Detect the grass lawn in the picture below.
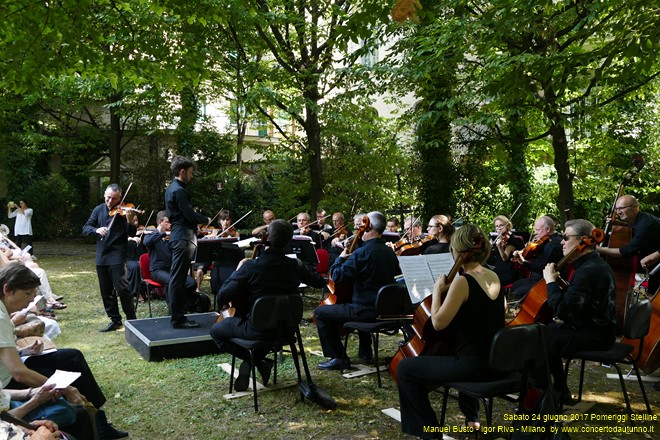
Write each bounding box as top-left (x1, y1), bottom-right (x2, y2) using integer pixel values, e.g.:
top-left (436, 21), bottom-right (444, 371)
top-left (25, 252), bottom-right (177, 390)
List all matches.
top-left (35, 239), bottom-right (658, 439)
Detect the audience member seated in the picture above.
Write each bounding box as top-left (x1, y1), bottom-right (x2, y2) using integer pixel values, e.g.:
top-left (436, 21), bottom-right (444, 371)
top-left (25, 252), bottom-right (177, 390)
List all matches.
top-left (0, 264), bottom-right (128, 439)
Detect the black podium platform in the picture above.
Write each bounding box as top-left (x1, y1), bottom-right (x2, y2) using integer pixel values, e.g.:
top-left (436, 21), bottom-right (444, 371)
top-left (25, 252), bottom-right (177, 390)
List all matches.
top-left (125, 312), bottom-right (221, 361)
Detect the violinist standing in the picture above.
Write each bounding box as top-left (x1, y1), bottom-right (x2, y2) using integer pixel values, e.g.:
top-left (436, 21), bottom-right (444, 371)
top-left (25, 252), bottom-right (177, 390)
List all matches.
top-left (528, 219), bottom-right (616, 406)
top-left (83, 184), bottom-right (137, 332)
top-left (315, 212), bottom-right (400, 370)
top-left (597, 195), bottom-right (660, 294)
top-left (165, 156), bottom-right (211, 329)
top-left (510, 215), bottom-right (563, 301)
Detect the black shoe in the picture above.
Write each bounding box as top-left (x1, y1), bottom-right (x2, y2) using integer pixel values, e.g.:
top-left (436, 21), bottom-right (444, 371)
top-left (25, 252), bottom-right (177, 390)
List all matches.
top-left (357, 355), bottom-right (374, 365)
top-left (105, 424), bottom-right (129, 439)
top-left (234, 361), bottom-right (251, 392)
top-left (317, 357), bottom-right (351, 371)
top-left (171, 319), bottom-right (200, 329)
top-left (95, 408), bottom-right (128, 440)
top-left (257, 359), bottom-right (274, 387)
top-left (99, 322), bottom-right (122, 332)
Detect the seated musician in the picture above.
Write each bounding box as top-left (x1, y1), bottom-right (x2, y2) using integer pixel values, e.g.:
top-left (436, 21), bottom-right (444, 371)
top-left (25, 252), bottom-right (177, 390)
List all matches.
top-left (423, 214), bottom-right (455, 255)
top-left (487, 215), bottom-right (525, 286)
top-left (328, 212), bottom-right (350, 266)
top-left (510, 215), bottom-right (563, 301)
top-left (386, 217), bottom-right (400, 233)
top-left (397, 224), bottom-right (503, 436)
top-left (294, 212), bottom-right (321, 250)
top-left (210, 219), bottom-right (325, 391)
top-left (526, 219), bottom-right (616, 406)
top-left (218, 209), bottom-right (241, 238)
top-left (251, 210), bottom-right (275, 238)
top-left (403, 216), bottom-right (423, 242)
top-left (315, 211), bottom-right (400, 370)
top-left (596, 195), bottom-right (660, 294)
top-left (143, 211), bottom-right (208, 312)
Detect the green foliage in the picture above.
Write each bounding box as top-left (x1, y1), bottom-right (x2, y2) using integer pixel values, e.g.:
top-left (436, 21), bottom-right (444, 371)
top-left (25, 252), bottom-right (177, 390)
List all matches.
top-left (22, 174), bottom-right (83, 238)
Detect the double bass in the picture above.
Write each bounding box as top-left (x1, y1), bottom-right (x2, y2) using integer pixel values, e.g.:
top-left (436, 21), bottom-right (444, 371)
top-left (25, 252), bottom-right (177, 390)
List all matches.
top-left (508, 229), bottom-right (605, 326)
top-left (601, 154), bottom-right (644, 334)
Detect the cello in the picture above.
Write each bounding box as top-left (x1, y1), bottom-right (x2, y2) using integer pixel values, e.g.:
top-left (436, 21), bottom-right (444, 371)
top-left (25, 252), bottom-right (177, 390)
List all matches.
top-left (601, 154), bottom-right (644, 334)
top-left (508, 229), bottom-right (605, 326)
top-left (624, 264), bottom-right (660, 374)
top-left (322, 215), bottom-right (370, 306)
top-left (388, 233), bottom-right (488, 382)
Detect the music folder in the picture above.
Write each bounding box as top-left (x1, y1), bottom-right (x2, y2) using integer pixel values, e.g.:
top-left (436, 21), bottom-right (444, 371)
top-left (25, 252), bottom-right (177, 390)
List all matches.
top-left (285, 235), bottom-right (319, 265)
top-left (194, 237), bottom-right (242, 265)
top-left (397, 253), bottom-right (455, 304)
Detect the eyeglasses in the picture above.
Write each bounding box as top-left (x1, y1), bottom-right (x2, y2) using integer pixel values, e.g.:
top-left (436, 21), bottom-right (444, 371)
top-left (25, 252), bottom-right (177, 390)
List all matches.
top-left (614, 204), bottom-right (635, 211)
top-left (561, 234), bottom-right (580, 241)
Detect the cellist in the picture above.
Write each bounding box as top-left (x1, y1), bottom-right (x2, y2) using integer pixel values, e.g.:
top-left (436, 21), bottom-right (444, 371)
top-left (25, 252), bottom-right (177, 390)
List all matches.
top-left (525, 219), bottom-right (616, 408)
top-left (315, 212), bottom-right (400, 371)
top-left (510, 215), bottom-right (563, 301)
top-left (597, 195), bottom-right (660, 294)
top-left (397, 224), bottom-right (503, 437)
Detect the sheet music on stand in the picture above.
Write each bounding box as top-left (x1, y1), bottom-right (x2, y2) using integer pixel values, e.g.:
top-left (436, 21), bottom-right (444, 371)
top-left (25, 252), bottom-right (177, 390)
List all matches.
top-left (397, 253), bottom-right (455, 304)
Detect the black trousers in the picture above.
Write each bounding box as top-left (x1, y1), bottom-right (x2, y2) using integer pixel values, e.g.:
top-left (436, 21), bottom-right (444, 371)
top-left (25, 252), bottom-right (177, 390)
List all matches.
top-left (397, 354), bottom-right (494, 438)
top-left (314, 303), bottom-right (376, 359)
top-left (96, 264), bottom-right (136, 323)
top-left (9, 348), bottom-right (106, 409)
top-left (210, 316), bottom-right (280, 364)
top-left (14, 234), bottom-right (33, 254)
top-left (168, 238), bottom-right (196, 324)
top-left (534, 322), bottom-right (615, 391)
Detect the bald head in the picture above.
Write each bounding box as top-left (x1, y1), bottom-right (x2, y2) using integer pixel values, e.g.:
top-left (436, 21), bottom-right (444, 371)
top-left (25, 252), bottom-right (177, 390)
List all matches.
top-left (615, 195), bottom-right (640, 222)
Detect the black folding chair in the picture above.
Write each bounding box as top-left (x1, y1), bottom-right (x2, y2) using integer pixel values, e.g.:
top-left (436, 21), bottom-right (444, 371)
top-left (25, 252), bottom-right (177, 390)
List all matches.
top-left (438, 324), bottom-right (550, 437)
top-left (563, 299), bottom-right (652, 419)
top-left (227, 294), bottom-right (304, 412)
top-left (341, 283), bottom-right (414, 387)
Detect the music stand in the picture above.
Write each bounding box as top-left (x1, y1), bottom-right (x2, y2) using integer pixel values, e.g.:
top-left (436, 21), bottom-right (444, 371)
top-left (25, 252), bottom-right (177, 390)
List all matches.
top-left (285, 236), bottom-right (319, 265)
top-left (195, 238), bottom-right (244, 308)
top-left (382, 231), bottom-right (401, 244)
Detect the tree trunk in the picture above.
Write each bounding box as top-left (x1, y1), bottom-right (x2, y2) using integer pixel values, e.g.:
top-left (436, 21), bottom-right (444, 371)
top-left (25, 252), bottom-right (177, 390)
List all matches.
top-left (304, 101), bottom-right (324, 215)
top-left (109, 103), bottom-right (121, 185)
top-left (505, 115), bottom-right (532, 226)
top-left (550, 120), bottom-right (575, 224)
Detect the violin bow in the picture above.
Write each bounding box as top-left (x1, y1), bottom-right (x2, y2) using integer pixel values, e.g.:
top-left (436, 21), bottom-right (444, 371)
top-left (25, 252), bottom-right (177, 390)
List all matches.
top-left (491, 203), bottom-right (522, 244)
top-left (218, 210), bottom-right (252, 237)
top-left (102, 182), bottom-right (133, 242)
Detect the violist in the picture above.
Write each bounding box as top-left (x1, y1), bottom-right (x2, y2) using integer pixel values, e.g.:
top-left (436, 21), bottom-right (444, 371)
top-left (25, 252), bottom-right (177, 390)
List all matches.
top-left (397, 224), bottom-right (503, 437)
top-left (218, 209), bottom-right (241, 238)
top-left (510, 215), bottom-right (563, 301)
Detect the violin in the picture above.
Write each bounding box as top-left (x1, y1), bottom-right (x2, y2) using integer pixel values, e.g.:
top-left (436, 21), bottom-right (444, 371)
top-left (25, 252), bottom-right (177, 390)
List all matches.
top-left (109, 203), bottom-right (145, 217)
top-left (395, 234), bottom-right (438, 256)
top-left (514, 234), bottom-right (550, 262)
